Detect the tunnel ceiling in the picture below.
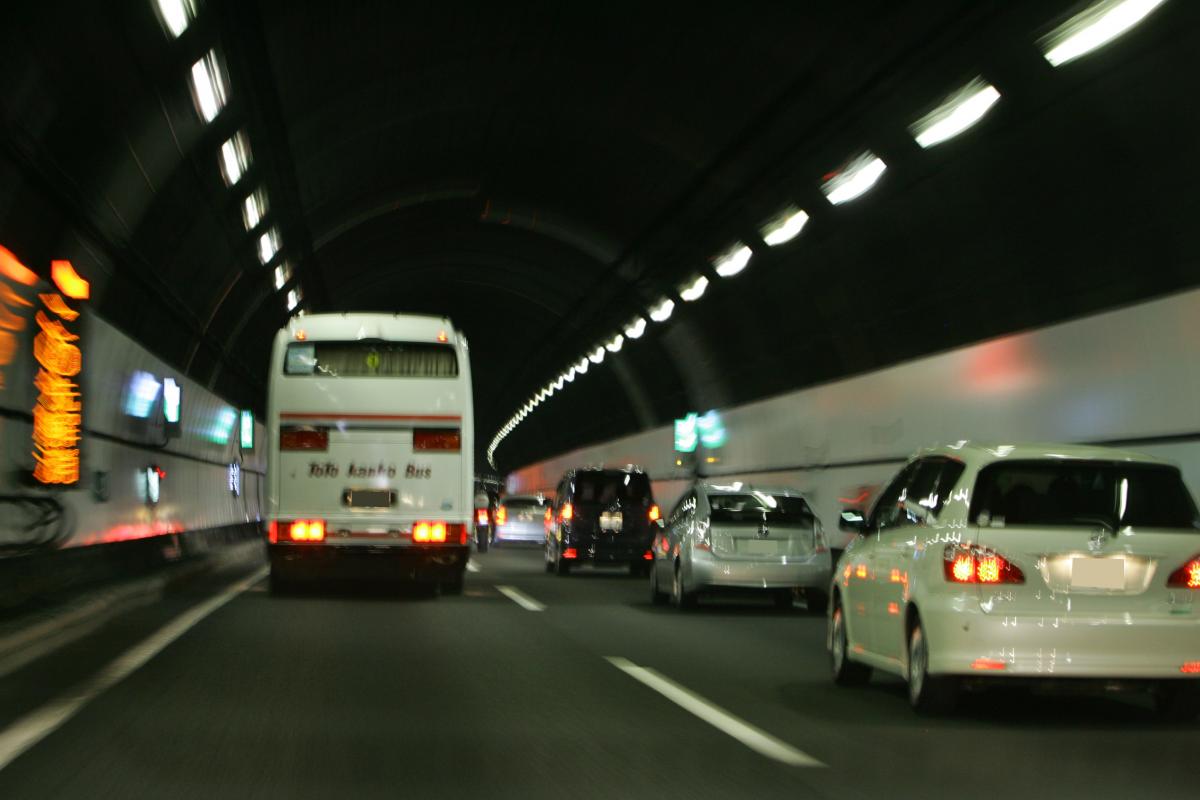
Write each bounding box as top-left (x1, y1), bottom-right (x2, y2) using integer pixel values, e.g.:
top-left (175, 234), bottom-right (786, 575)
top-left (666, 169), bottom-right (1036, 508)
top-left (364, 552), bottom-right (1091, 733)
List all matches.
top-left (2, 1), bottom-right (1198, 471)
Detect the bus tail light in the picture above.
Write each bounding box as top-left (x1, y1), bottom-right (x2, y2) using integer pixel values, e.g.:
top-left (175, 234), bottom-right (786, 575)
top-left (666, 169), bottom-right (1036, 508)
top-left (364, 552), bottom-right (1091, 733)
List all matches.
top-left (280, 426), bottom-right (328, 451)
top-left (413, 428), bottom-right (461, 451)
top-left (411, 521), bottom-right (466, 544)
top-left (267, 520), bottom-right (279, 543)
top-left (288, 519), bottom-right (326, 542)
top-left (943, 544), bottom-right (1024, 584)
top-left (1166, 556), bottom-right (1200, 589)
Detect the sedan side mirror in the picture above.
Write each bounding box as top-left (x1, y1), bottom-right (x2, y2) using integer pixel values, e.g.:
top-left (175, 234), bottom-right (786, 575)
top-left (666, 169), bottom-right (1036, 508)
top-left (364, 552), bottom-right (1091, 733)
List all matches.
top-left (839, 508), bottom-right (867, 534)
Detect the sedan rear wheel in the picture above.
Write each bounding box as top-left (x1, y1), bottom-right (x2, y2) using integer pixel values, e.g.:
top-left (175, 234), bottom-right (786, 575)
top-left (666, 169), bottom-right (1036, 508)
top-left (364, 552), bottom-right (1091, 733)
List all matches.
top-left (830, 599), bottom-right (871, 686)
top-left (907, 619), bottom-right (958, 714)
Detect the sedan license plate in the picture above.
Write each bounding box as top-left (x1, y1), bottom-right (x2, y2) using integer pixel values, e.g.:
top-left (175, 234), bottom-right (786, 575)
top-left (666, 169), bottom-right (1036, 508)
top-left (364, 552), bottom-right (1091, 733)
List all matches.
top-left (599, 512), bottom-right (623, 531)
top-left (1071, 557), bottom-right (1124, 590)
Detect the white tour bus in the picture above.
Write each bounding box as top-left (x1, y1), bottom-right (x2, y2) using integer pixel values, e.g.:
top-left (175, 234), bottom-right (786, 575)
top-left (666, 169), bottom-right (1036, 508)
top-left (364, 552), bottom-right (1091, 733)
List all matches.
top-left (265, 313), bottom-right (473, 594)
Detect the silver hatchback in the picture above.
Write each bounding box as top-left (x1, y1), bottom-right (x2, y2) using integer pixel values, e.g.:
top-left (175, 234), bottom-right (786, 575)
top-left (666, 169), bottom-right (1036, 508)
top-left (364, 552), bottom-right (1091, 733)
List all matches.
top-left (650, 482), bottom-right (832, 612)
top-left (494, 494), bottom-right (551, 545)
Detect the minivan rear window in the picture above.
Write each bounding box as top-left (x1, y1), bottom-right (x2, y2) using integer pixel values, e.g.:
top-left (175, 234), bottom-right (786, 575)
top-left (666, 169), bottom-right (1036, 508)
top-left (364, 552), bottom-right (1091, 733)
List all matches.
top-left (285, 342), bottom-right (458, 378)
top-left (969, 460), bottom-right (1199, 530)
top-left (709, 494), bottom-right (814, 524)
top-left (574, 473), bottom-right (652, 506)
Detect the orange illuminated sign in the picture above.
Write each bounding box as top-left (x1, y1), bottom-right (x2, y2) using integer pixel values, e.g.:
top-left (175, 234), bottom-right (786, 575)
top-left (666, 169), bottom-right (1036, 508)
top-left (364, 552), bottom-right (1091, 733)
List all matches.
top-left (29, 260), bottom-right (87, 486)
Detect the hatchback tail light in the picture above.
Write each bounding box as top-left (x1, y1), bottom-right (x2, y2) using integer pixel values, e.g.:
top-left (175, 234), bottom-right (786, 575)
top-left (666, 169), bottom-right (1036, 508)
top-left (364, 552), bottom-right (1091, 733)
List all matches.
top-left (413, 428), bottom-right (461, 451)
top-left (943, 544), bottom-right (1024, 584)
top-left (288, 519), bottom-right (326, 542)
top-left (496, 506), bottom-right (508, 525)
top-left (1166, 556), bottom-right (1200, 589)
top-left (280, 426), bottom-right (328, 451)
top-left (648, 504), bottom-right (661, 522)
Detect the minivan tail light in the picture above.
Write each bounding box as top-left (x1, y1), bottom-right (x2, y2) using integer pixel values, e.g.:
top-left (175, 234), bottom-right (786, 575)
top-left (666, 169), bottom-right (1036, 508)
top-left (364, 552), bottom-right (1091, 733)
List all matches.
top-left (413, 428), bottom-right (461, 451)
top-left (288, 519), bottom-right (325, 542)
top-left (1166, 557), bottom-right (1200, 589)
top-left (280, 426), bottom-right (328, 451)
top-left (560, 502), bottom-right (574, 523)
top-left (943, 544), bottom-right (1024, 584)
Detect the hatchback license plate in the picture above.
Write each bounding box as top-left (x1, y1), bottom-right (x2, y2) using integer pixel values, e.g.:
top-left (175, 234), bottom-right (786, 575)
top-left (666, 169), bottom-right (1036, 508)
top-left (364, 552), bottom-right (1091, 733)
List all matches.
top-left (1071, 557), bottom-right (1124, 590)
top-left (739, 539), bottom-right (781, 556)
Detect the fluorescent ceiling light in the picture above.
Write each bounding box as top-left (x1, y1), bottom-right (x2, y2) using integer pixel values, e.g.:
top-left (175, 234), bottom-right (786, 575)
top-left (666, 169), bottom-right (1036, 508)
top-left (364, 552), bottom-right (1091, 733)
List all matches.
top-left (648, 297), bottom-right (674, 323)
top-left (563, 367), bottom-right (576, 383)
top-left (154, 0), bottom-right (197, 37)
top-left (243, 190), bottom-right (268, 231)
top-left (678, 274), bottom-right (709, 302)
top-left (713, 244), bottom-right (752, 278)
top-left (273, 262), bottom-right (292, 290)
top-left (624, 317), bottom-right (647, 339)
top-left (258, 228), bottom-right (280, 265)
top-left (575, 358), bottom-right (589, 374)
top-left (219, 131), bottom-right (251, 186)
top-left (286, 287), bottom-right (302, 312)
top-left (588, 346), bottom-right (605, 364)
top-left (553, 376), bottom-right (565, 390)
top-left (910, 79), bottom-right (1001, 148)
top-left (759, 207), bottom-right (810, 246)
top-left (1040, 0), bottom-right (1167, 67)
top-left (821, 152), bottom-right (887, 205)
top-left (189, 50), bottom-right (228, 123)
top-left (605, 333), bottom-right (625, 353)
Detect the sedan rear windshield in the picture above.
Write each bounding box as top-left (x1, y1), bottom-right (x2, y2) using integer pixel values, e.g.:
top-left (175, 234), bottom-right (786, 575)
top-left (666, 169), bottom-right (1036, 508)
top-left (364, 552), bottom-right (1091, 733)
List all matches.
top-left (285, 341), bottom-right (458, 378)
top-left (574, 473), bottom-right (652, 506)
top-left (969, 460), bottom-right (1199, 531)
top-left (709, 494), bottom-right (814, 524)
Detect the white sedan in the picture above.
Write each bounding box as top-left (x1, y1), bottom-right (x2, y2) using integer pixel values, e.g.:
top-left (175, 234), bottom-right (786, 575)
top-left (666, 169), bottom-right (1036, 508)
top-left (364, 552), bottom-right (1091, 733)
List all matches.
top-left (828, 442), bottom-right (1200, 717)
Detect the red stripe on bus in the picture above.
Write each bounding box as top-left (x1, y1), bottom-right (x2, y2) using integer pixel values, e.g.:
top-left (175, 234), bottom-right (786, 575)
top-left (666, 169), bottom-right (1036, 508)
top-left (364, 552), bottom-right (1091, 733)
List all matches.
top-left (279, 413), bottom-right (462, 422)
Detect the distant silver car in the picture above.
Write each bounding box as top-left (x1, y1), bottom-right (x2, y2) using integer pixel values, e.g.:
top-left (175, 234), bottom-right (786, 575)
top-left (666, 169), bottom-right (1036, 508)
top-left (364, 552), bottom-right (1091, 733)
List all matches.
top-left (650, 482), bottom-right (832, 611)
top-left (494, 494), bottom-right (551, 545)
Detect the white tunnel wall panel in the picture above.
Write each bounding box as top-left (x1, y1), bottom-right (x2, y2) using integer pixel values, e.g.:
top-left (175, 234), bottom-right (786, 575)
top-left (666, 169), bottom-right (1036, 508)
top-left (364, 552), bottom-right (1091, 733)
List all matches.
top-left (0, 272), bottom-right (264, 550)
top-left (510, 287), bottom-right (1200, 545)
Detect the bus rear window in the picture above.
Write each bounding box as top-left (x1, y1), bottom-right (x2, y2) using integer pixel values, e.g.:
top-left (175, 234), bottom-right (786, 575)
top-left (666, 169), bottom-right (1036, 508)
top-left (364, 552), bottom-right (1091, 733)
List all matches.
top-left (285, 342), bottom-right (459, 378)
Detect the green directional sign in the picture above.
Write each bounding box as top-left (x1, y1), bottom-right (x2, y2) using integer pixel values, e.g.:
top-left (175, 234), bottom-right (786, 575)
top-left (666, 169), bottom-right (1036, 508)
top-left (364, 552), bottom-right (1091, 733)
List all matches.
top-left (674, 413), bottom-right (698, 453)
top-left (697, 410), bottom-right (727, 449)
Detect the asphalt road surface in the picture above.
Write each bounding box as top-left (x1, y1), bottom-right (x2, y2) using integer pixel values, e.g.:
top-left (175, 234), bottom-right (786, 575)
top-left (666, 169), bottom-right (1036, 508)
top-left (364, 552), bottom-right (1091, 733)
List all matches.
top-left (0, 545), bottom-right (1196, 798)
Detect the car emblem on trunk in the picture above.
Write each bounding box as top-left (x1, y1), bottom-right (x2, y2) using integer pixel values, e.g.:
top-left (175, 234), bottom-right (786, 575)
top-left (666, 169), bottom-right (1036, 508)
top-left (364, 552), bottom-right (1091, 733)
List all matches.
top-left (757, 523), bottom-right (770, 539)
top-left (1087, 529), bottom-right (1107, 552)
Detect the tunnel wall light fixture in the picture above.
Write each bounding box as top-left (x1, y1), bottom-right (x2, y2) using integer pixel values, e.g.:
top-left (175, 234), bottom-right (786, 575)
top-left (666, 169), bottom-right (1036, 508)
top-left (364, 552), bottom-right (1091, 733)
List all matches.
top-left (679, 274), bottom-right (709, 302)
top-left (219, 132), bottom-right (252, 186)
top-left (1040, 0), bottom-right (1167, 67)
top-left (258, 228), bottom-right (280, 265)
top-left (759, 208), bottom-right (810, 247)
top-left (910, 79), bottom-right (1001, 149)
top-left (624, 317), bottom-right (647, 339)
top-left (273, 263), bottom-right (292, 290)
top-left (189, 50), bottom-right (228, 123)
top-left (605, 333), bottom-right (625, 353)
top-left (821, 152), bottom-right (887, 206)
top-left (153, 0), bottom-right (197, 38)
top-left (648, 297), bottom-right (675, 323)
top-left (713, 244), bottom-right (752, 278)
top-left (243, 189), bottom-right (268, 231)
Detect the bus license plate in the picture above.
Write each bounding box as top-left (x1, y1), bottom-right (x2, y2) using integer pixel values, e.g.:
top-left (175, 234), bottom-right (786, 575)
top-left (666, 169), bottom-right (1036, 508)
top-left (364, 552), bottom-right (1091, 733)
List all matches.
top-left (343, 488), bottom-right (395, 509)
top-left (599, 512), bottom-right (623, 531)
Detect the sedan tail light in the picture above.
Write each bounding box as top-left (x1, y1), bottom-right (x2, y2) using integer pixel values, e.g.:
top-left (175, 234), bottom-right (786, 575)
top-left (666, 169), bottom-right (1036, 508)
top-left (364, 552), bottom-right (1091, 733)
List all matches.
top-left (413, 428), bottom-right (461, 451)
top-left (280, 426), bottom-right (328, 451)
top-left (943, 544), bottom-right (1024, 584)
top-left (1166, 556), bottom-right (1200, 589)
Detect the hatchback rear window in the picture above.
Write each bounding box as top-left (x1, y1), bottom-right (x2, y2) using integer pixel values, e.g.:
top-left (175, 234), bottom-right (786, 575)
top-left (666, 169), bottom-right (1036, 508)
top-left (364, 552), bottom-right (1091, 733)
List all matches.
top-left (285, 341), bottom-right (458, 377)
top-left (504, 497), bottom-right (549, 511)
top-left (574, 473), bottom-right (652, 506)
top-left (709, 493), bottom-right (814, 524)
top-left (969, 460), bottom-right (1199, 530)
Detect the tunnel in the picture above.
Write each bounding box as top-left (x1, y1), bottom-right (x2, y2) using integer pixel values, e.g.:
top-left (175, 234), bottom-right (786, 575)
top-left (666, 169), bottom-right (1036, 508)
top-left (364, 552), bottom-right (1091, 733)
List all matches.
top-left (1, 1), bottom-right (1198, 797)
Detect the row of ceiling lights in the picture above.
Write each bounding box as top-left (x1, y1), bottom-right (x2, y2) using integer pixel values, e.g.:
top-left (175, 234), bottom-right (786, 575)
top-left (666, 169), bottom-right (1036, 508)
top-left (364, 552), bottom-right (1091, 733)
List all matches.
top-left (487, 0), bottom-right (1168, 469)
top-left (152, 0), bottom-right (304, 316)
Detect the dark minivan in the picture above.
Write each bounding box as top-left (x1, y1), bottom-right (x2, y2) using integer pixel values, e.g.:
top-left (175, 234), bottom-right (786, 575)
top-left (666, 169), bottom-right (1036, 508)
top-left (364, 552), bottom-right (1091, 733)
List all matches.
top-left (545, 467), bottom-right (662, 575)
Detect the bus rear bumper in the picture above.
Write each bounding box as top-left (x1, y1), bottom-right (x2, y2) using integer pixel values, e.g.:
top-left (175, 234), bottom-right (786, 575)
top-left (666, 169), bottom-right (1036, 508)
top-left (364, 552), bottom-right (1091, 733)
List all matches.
top-left (268, 543), bottom-right (468, 583)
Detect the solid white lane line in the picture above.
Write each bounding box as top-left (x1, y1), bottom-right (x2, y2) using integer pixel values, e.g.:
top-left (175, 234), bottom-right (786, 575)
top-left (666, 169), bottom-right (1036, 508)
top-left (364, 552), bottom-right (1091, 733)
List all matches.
top-left (605, 657), bottom-right (824, 768)
top-left (0, 566), bottom-right (267, 773)
top-left (466, 561), bottom-right (480, 573)
top-left (495, 585), bottom-right (545, 611)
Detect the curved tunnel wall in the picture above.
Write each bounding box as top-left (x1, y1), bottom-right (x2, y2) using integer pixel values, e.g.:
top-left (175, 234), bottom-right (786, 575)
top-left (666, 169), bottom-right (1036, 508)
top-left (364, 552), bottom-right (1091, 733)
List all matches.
top-left (508, 286), bottom-right (1200, 543)
top-left (1, 270), bottom-right (265, 553)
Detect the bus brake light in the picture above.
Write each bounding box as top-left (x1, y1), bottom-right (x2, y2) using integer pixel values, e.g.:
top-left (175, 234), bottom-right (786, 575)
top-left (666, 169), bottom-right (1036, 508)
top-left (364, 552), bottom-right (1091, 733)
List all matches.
top-left (288, 520), bottom-right (325, 542)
